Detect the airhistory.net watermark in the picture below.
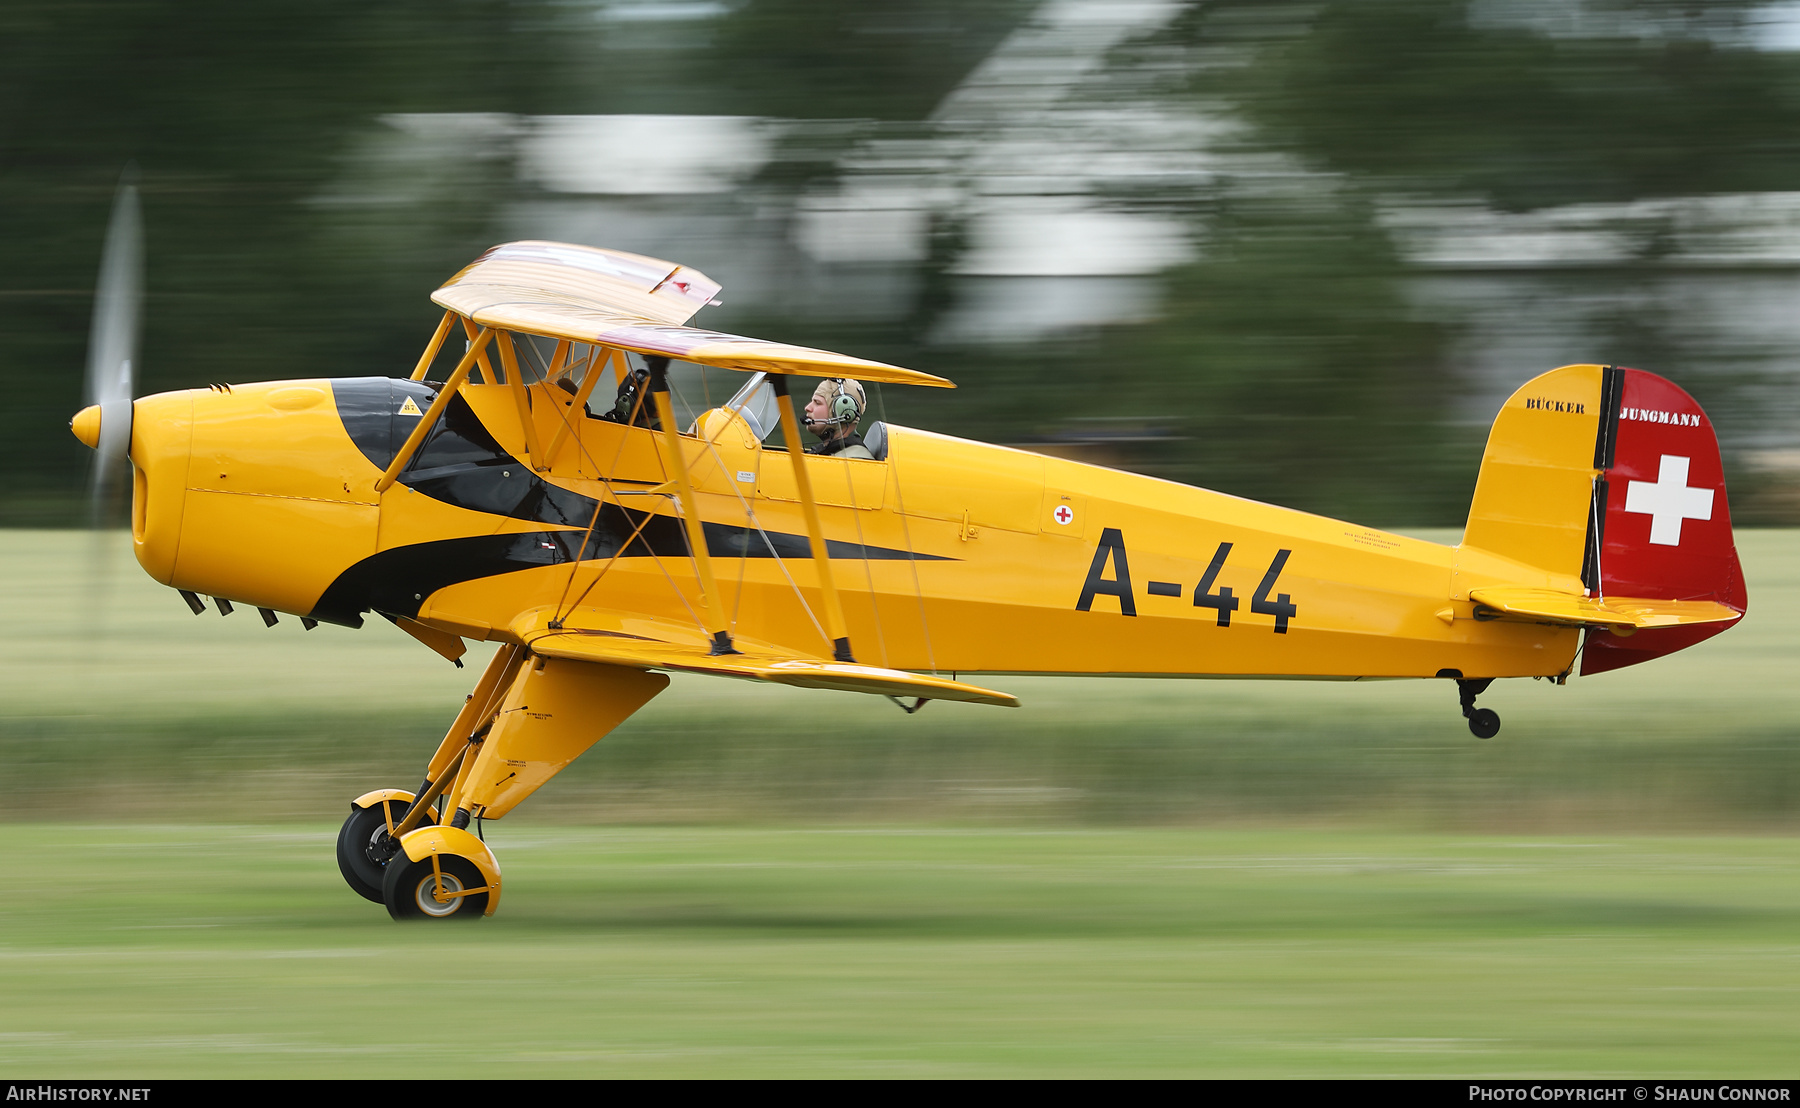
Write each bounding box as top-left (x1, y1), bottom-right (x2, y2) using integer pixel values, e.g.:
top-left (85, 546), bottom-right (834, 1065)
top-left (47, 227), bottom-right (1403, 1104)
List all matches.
top-left (6, 1089), bottom-right (150, 1102)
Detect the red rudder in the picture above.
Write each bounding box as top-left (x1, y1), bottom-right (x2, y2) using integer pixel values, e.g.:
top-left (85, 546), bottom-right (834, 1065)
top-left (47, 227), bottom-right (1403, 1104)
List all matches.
top-left (1582, 367), bottom-right (1747, 676)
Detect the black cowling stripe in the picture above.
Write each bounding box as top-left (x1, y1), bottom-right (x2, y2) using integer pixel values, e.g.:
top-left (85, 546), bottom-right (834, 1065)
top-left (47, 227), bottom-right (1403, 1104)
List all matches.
top-left (312, 378), bottom-right (949, 626)
top-left (311, 532), bottom-right (568, 628)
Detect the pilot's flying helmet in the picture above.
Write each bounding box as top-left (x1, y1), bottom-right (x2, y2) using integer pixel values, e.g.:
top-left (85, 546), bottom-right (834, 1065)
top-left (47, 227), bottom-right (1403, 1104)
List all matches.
top-left (814, 378), bottom-right (866, 428)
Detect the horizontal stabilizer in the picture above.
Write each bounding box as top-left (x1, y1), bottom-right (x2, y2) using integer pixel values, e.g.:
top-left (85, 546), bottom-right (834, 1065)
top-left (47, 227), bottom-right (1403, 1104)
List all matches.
top-left (512, 609), bottom-right (1018, 707)
top-left (1469, 587), bottom-right (1742, 630)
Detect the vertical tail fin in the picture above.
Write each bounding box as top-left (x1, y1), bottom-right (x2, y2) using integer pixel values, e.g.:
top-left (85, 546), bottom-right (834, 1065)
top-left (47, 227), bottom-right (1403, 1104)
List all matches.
top-left (1462, 364), bottom-right (1605, 590)
top-left (1582, 366), bottom-right (1746, 674)
top-left (1461, 364), bottom-right (1746, 676)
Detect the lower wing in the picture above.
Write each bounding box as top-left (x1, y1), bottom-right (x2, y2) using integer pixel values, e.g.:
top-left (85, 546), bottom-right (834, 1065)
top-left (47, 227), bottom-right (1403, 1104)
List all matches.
top-left (512, 607), bottom-right (1019, 707)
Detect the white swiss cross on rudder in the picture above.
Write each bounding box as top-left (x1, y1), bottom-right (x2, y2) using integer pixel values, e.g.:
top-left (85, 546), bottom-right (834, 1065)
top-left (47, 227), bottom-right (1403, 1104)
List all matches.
top-left (1624, 454), bottom-right (1713, 546)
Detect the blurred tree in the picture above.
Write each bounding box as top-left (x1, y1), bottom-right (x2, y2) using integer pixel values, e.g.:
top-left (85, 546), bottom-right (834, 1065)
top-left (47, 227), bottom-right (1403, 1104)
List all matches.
top-left (0, 0), bottom-right (1029, 525)
top-left (870, 195), bottom-right (1467, 529)
top-left (8, 0), bottom-right (1800, 529)
top-left (0, 0), bottom-right (534, 524)
top-left (1110, 195), bottom-right (1468, 526)
top-left (706, 0), bottom-right (1029, 122)
top-left (1214, 0), bottom-right (1800, 210)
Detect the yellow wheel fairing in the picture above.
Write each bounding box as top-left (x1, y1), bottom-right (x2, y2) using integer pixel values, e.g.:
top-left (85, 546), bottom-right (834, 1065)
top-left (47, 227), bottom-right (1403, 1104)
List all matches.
top-left (351, 788), bottom-right (418, 812)
top-left (397, 825), bottom-right (501, 916)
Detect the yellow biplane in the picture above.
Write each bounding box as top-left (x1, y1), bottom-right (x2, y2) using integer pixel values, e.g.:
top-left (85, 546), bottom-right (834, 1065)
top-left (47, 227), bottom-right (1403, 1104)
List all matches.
top-left (71, 208), bottom-right (1746, 920)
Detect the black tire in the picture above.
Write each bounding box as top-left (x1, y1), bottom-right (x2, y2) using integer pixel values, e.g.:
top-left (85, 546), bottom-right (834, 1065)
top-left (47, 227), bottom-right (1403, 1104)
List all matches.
top-left (382, 853), bottom-right (490, 921)
top-left (1468, 708), bottom-right (1501, 739)
top-left (335, 797), bottom-right (427, 903)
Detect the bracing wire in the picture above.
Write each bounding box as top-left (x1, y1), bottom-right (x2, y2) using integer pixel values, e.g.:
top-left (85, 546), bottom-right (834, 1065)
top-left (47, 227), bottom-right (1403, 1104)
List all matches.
top-left (515, 334), bottom-right (551, 381)
top-left (526, 347), bottom-right (709, 637)
top-left (665, 374), bottom-right (831, 649)
top-left (412, 335), bottom-right (691, 631)
top-left (557, 494), bottom-right (662, 619)
top-left (562, 477), bottom-right (706, 633)
top-left (548, 346), bottom-right (604, 616)
top-left (680, 364), bottom-right (752, 630)
top-left (872, 381), bottom-right (939, 676)
top-left (838, 453), bottom-right (890, 668)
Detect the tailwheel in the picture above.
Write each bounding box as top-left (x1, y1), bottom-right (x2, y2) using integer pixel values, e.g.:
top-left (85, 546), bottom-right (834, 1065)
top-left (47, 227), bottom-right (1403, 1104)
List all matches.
top-left (336, 793), bottom-right (433, 903)
top-left (1467, 707), bottom-right (1501, 739)
top-left (1456, 678), bottom-right (1500, 739)
top-left (383, 852), bottom-right (490, 921)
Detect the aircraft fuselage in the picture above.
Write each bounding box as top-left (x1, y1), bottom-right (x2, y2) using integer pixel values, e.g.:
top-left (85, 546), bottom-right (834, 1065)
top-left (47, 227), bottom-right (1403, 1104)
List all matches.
top-left (127, 375), bottom-right (1578, 682)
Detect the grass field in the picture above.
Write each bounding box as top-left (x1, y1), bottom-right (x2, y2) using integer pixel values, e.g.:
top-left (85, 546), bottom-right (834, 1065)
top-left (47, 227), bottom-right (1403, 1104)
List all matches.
top-left (3, 825), bottom-right (1797, 1077)
top-left (1, 530), bottom-right (1797, 1076)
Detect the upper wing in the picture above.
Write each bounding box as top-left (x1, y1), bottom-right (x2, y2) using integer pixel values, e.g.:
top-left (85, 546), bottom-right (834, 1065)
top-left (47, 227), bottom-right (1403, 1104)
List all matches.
top-left (435, 241), bottom-right (722, 326)
top-left (510, 607), bottom-right (1019, 708)
top-left (1469, 587), bottom-right (1741, 630)
top-left (433, 241), bottom-right (952, 388)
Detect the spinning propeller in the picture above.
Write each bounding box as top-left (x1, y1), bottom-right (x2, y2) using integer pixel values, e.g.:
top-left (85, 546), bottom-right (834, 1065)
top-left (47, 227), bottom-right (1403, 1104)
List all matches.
top-left (70, 169), bottom-right (143, 527)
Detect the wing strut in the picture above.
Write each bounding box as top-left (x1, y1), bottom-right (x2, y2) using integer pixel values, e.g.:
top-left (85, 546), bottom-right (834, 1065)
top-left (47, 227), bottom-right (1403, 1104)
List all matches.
top-left (543, 347), bottom-right (621, 469)
top-left (768, 373), bottom-right (856, 663)
top-left (647, 357), bottom-right (740, 656)
top-left (376, 326), bottom-right (495, 494)
top-left (407, 311), bottom-right (456, 382)
top-left (458, 315), bottom-right (498, 383)
top-left (494, 332), bottom-right (547, 471)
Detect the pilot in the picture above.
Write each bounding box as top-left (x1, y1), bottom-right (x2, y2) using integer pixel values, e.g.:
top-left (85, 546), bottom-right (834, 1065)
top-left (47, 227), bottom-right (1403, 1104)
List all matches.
top-left (803, 378), bottom-right (873, 459)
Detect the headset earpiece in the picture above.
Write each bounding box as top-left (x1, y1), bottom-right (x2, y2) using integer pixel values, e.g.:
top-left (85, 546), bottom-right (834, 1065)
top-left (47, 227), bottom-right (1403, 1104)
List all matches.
top-left (829, 378), bottom-right (862, 426)
top-left (803, 378), bottom-right (863, 431)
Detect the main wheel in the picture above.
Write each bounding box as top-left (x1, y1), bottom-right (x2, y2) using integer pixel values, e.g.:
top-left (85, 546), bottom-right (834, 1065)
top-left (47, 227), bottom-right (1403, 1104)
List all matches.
top-left (382, 853), bottom-right (490, 921)
top-left (336, 797), bottom-right (430, 903)
top-left (1467, 708), bottom-right (1501, 739)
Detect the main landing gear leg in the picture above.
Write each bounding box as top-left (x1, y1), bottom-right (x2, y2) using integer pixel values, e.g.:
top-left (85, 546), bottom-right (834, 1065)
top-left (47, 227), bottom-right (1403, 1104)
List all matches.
top-left (337, 644), bottom-right (525, 919)
top-left (1458, 678), bottom-right (1500, 739)
top-left (339, 647), bottom-right (670, 921)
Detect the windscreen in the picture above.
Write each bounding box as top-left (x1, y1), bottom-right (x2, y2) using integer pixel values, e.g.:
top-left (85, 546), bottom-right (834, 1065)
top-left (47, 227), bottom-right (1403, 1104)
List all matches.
top-left (723, 371), bottom-right (781, 441)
